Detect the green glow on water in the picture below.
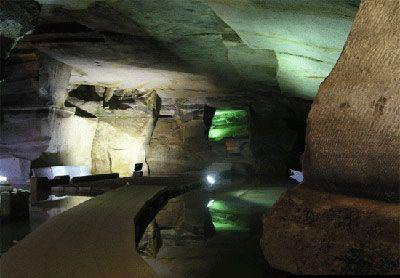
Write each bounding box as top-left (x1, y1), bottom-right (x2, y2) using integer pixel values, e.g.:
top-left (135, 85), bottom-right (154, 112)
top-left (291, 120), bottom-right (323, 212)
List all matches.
top-left (207, 187), bottom-right (290, 232)
top-left (208, 108), bottom-right (248, 141)
top-left (207, 200), bottom-right (247, 231)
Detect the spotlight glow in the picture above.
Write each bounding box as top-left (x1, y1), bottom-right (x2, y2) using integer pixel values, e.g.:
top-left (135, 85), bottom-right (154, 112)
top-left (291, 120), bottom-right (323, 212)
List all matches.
top-left (0, 176), bottom-right (7, 183)
top-left (207, 199), bottom-right (215, 208)
top-left (206, 175), bottom-right (216, 185)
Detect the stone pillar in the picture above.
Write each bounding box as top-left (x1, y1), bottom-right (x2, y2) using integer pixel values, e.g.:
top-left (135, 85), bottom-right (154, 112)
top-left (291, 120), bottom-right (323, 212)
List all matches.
top-left (303, 0), bottom-right (400, 200)
top-left (261, 0), bottom-right (400, 274)
top-left (38, 54), bottom-right (72, 107)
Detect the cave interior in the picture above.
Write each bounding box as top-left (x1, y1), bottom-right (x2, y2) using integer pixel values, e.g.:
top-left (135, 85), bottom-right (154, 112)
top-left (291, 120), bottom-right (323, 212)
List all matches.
top-left (0, 0), bottom-right (399, 277)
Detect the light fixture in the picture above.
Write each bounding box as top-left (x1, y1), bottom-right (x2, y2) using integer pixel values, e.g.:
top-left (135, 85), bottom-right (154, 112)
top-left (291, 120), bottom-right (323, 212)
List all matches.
top-left (0, 175), bottom-right (7, 184)
top-left (207, 199), bottom-right (215, 208)
top-left (206, 174), bottom-right (216, 185)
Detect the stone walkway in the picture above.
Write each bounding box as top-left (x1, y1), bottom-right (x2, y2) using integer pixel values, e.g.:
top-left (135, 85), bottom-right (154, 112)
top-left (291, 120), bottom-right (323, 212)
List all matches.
top-left (1, 185), bottom-right (166, 278)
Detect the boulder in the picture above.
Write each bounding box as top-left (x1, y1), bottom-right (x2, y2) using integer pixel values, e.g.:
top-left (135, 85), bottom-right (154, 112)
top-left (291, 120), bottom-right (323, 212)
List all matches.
top-left (138, 220), bottom-right (162, 258)
top-left (155, 191), bottom-right (215, 245)
top-left (261, 184), bottom-right (400, 275)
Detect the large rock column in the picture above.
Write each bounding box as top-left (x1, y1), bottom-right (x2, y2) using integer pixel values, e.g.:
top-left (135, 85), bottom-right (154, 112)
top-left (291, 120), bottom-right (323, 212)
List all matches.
top-left (261, 0), bottom-right (400, 275)
top-left (303, 0), bottom-right (400, 200)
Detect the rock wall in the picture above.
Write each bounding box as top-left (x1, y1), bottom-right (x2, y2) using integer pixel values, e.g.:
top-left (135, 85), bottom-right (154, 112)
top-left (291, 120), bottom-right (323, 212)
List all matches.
top-left (0, 158), bottom-right (31, 188)
top-left (249, 94), bottom-right (311, 177)
top-left (91, 117), bottom-right (154, 177)
top-left (261, 0), bottom-right (400, 274)
top-left (32, 114), bottom-right (155, 178)
top-left (38, 54), bottom-right (72, 107)
top-left (32, 114), bottom-right (98, 172)
top-left (250, 114), bottom-right (297, 177)
top-left (147, 118), bottom-right (210, 176)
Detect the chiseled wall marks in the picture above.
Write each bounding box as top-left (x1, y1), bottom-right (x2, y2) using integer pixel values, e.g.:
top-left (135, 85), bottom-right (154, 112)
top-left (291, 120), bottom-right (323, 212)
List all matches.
top-left (303, 0), bottom-right (400, 198)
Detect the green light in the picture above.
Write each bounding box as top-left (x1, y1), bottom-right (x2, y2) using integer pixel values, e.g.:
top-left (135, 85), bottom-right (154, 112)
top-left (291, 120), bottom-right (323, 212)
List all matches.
top-left (207, 187), bottom-right (289, 232)
top-left (208, 108), bottom-right (249, 141)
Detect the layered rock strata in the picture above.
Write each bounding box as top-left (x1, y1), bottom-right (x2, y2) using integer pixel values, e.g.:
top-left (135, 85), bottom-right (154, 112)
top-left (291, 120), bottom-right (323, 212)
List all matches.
top-left (261, 0), bottom-right (400, 274)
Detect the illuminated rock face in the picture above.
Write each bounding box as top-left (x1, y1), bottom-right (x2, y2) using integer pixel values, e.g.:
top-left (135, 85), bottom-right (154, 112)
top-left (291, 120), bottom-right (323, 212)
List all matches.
top-left (36, 0), bottom-right (359, 98)
top-left (1, 0), bottom-right (357, 182)
top-left (208, 0), bottom-right (359, 99)
top-left (261, 0), bottom-right (400, 274)
top-left (31, 114), bottom-right (154, 178)
top-left (304, 0), bottom-right (400, 199)
top-left (147, 118), bottom-right (210, 176)
top-left (91, 117), bottom-right (154, 177)
top-left (32, 115), bottom-right (98, 171)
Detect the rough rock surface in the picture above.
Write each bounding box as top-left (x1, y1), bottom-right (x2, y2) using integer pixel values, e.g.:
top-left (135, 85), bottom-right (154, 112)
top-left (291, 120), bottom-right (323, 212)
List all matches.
top-left (36, 0), bottom-right (359, 98)
top-left (250, 115), bottom-right (297, 177)
top-left (208, 0), bottom-right (359, 99)
top-left (2, 0), bottom-right (315, 183)
top-left (32, 114), bottom-right (98, 171)
top-left (91, 117), bottom-right (154, 176)
top-left (303, 0), bottom-right (400, 200)
top-left (261, 184), bottom-right (400, 275)
top-left (147, 118), bottom-right (210, 176)
top-left (155, 191), bottom-right (215, 244)
top-left (38, 54), bottom-right (72, 107)
top-left (0, 0), bottom-right (40, 62)
top-left (261, 0), bottom-right (400, 275)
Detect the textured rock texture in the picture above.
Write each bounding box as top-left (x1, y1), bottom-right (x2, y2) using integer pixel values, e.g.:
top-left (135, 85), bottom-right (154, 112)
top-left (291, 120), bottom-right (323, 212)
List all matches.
top-left (261, 0), bottom-right (400, 275)
top-left (147, 118), bottom-right (210, 176)
top-left (2, 0), bottom-right (316, 183)
top-left (208, 0), bottom-right (359, 98)
top-left (32, 115), bottom-right (98, 171)
top-left (250, 94), bottom-right (311, 176)
top-left (0, 0), bottom-right (40, 62)
top-left (250, 115), bottom-right (297, 177)
top-left (38, 54), bottom-right (72, 107)
top-left (304, 0), bottom-right (400, 200)
top-left (261, 185), bottom-right (400, 275)
top-left (91, 117), bottom-right (154, 177)
top-left (155, 191), bottom-right (215, 244)
top-left (36, 0), bottom-right (359, 98)
top-left (32, 103), bottom-right (155, 177)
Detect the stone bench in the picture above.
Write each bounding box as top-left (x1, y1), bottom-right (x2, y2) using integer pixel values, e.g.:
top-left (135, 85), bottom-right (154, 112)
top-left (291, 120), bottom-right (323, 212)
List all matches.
top-left (30, 174), bottom-right (120, 203)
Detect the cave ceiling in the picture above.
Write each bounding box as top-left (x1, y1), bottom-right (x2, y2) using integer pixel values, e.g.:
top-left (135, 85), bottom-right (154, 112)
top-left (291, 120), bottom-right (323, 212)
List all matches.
top-left (34, 0), bottom-right (360, 100)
